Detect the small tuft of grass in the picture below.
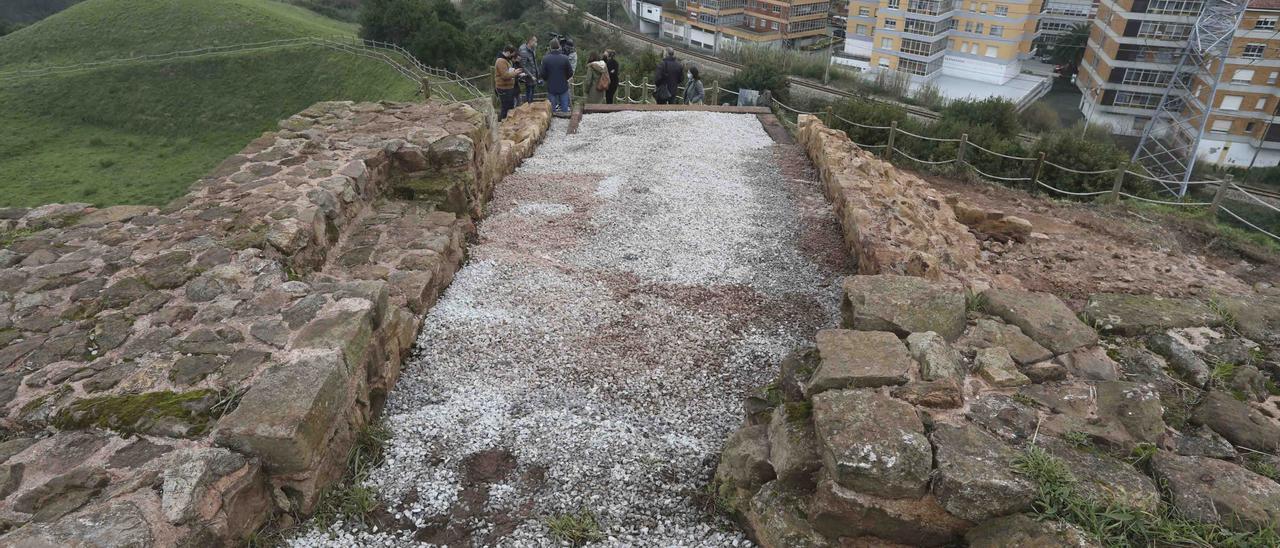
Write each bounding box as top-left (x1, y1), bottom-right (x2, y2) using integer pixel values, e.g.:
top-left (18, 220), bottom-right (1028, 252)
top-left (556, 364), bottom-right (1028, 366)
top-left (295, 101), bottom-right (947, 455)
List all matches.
top-left (965, 289), bottom-right (988, 314)
top-left (1128, 442), bottom-right (1157, 470)
top-left (0, 227), bottom-right (37, 248)
top-left (1205, 298), bottom-right (1239, 334)
top-left (1210, 362), bottom-right (1239, 386)
top-left (310, 421), bottom-right (393, 529)
top-left (546, 510), bottom-right (605, 546)
top-left (1011, 393), bottom-right (1041, 409)
top-left (1244, 455), bottom-right (1280, 483)
top-left (1062, 430), bottom-right (1092, 449)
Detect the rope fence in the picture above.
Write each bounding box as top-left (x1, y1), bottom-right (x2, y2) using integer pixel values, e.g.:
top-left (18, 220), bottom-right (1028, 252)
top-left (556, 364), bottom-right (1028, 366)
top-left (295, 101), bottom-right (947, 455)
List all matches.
top-left (767, 99), bottom-right (1280, 243)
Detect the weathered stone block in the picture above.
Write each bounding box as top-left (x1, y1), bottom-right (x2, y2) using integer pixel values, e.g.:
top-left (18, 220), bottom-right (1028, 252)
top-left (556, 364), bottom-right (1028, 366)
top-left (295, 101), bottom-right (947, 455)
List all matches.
top-left (965, 514), bottom-right (1099, 548)
top-left (744, 480), bottom-right (829, 548)
top-left (906, 331), bottom-right (964, 381)
top-left (767, 403), bottom-right (821, 484)
top-left (714, 424), bottom-right (775, 512)
top-left (1153, 452), bottom-right (1280, 531)
top-left (957, 318), bottom-right (1053, 366)
top-left (1082, 294), bottom-right (1220, 335)
top-left (983, 289), bottom-right (1098, 355)
top-left (811, 474), bottom-right (971, 547)
top-left (841, 275), bottom-right (966, 340)
top-left (214, 352), bottom-right (349, 473)
top-left (974, 347), bottom-right (1029, 387)
top-left (813, 389), bottom-right (931, 499)
top-left (1191, 390), bottom-right (1280, 453)
top-left (930, 423), bottom-right (1034, 522)
top-left (1053, 346), bottom-right (1119, 381)
top-left (807, 330), bottom-right (912, 395)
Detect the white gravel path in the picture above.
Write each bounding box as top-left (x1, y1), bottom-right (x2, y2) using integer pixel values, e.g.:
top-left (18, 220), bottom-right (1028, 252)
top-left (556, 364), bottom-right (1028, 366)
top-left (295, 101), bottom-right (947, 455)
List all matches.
top-left (290, 111), bottom-right (846, 547)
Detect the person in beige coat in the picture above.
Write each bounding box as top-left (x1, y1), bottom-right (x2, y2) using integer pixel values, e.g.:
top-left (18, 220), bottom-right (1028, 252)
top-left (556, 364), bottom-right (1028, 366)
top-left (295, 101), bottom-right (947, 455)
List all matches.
top-left (585, 52), bottom-right (609, 104)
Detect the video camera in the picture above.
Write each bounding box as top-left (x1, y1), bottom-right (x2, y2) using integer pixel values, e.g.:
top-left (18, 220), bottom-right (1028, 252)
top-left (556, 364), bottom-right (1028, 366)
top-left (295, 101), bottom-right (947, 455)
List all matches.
top-left (547, 32), bottom-right (575, 56)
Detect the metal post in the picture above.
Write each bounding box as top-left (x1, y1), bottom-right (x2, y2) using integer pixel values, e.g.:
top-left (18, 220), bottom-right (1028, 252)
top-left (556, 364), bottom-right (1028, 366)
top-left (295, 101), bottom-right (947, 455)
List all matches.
top-left (1110, 161), bottom-right (1128, 202)
top-left (1211, 174), bottom-right (1232, 215)
top-left (957, 133), bottom-right (968, 166)
top-left (885, 121), bottom-right (898, 161)
top-left (1031, 152), bottom-right (1046, 193)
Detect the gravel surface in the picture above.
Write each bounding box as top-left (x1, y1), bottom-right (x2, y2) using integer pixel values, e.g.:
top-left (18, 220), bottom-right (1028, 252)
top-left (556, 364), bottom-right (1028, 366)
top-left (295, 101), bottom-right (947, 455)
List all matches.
top-left (290, 111), bottom-right (848, 547)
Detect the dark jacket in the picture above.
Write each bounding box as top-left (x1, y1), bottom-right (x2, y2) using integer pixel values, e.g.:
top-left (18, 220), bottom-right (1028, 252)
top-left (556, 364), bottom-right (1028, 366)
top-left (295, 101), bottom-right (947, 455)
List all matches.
top-left (518, 43), bottom-right (538, 83)
top-left (541, 49), bottom-right (574, 95)
top-left (654, 57), bottom-right (684, 100)
top-left (605, 57), bottom-right (620, 91)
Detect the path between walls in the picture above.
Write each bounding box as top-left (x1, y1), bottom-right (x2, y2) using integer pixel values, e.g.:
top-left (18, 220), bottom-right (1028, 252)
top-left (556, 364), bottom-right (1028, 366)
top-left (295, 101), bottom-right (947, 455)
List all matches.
top-left (291, 111), bottom-right (852, 546)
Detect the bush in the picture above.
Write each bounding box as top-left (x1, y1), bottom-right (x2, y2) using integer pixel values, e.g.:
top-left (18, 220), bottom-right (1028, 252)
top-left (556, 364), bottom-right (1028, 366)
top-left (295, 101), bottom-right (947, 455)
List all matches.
top-left (1032, 129), bottom-right (1127, 194)
top-left (725, 62), bottom-right (789, 103)
top-left (940, 97), bottom-right (1022, 136)
top-left (1020, 102), bottom-right (1060, 134)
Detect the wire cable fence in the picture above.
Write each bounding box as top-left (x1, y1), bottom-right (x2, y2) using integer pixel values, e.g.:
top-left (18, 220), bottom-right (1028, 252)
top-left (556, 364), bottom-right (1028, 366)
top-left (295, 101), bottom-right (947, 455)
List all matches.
top-left (770, 98), bottom-right (1280, 244)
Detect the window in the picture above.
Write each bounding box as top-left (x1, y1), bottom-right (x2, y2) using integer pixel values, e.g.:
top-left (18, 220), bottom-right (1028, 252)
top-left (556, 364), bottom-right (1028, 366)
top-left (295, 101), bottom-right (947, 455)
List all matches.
top-left (1220, 95), bottom-right (1243, 110)
top-left (1246, 122), bottom-right (1257, 132)
top-left (1232, 69), bottom-right (1255, 83)
top-left (900, 37), bottom-right (946, 55)
top-left (1146, 0), bottom-right (1204, 15)
top-left (994, 4), bottom-right (1007, 15)
top-left (884, 18), bottom-right (898, 29)
top-left (979, 2), bottom-right (988, 12)
top-left (1121, 68), bottom-right (1175, 86)
top-left (856, 24), bottom-right (869, 35)
top-left (904, 18), bottom-right (943, 36)
top-left (881, 37), bottom-right (893, 48)
top-left (975, 22), bottom-right (983, 33)
top-left (1112, 91), bottom-right (1162, 109)
top-left (771, 20), bottom-right (778, 29)
top-left (1132, 117), bottom-right (1150, 131)
top-left (1257, 16), bottom-right (1277, 30)
top-left (964, 21), bottom-right (973, 32)
top-left (985, 45), bottom-right (998, 57)
top-left (1244, 44), bottom-right (1265, 59)
top-left (1257, 97), bottom-right (1267, 110)
top-left (990, 25), bottom-right (1003, 37)
top-left (1269, 71), bottom-right (1278, 84)
top-left (1136, 21), bottom-right (1192, 40)
top-left (961, 42), bottom-right (970, 52)
top-left (1210, 119), bottom-right (1231, 134)
top-left (859, 7), bottom-right (870, 15)
top-left (888, 0), bottom-right (900, 8)
top-left (948, 39), bottom-right (956, 48)
top-left (879, 57), bottom-right (891, 67)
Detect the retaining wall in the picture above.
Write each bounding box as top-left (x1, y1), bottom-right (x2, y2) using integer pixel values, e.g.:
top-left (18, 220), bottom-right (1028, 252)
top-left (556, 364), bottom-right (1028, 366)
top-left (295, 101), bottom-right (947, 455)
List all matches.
top-left (0, 100), bottom-right (551, 545)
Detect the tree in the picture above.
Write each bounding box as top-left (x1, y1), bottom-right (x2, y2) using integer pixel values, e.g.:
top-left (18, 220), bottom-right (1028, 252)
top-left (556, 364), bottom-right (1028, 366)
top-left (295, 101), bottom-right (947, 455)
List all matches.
top-left (359, 0), bottom-right (472, 70)
top-left (1046, 24), bottom-right (1089, 70)
top-left (939, 97), bottom-right (1022, 136)
top-left (725, 63), bottom-right (789, 103)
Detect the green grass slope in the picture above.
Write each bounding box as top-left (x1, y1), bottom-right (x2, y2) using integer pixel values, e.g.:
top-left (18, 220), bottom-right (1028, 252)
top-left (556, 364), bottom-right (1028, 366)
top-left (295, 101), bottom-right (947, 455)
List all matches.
top-left (0, 0), bottom-right (418, 208)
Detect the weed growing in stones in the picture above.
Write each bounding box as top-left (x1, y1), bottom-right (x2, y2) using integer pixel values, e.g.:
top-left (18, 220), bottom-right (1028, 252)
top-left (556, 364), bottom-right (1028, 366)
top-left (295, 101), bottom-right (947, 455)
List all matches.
top-left (546, 510), bottom-right (605, 546)
top-left (1206, 298), bottom-right (1239, 334)
top-left (1011, 393), bottom-right (1041, 409)
top-left (1013, 445), bottom-right (1280, 547)
top-left (1127, 443), bottom-right (1157, 470)
top-left (311, 422), bottom-right (393, 529)
top-left (1062, 431), bottom-right (1092, 449)
top-left (1244, 454), bottom-right (1280, 482)
top-left (965, 290), bottom-right (988, 314)
top-left (0, 227), bottom-right (36, 248)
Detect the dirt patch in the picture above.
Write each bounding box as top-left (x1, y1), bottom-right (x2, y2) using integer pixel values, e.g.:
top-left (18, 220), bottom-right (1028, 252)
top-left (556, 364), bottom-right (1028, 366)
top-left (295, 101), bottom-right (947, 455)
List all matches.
top-left (918, 172), bottom-right (1271, 307)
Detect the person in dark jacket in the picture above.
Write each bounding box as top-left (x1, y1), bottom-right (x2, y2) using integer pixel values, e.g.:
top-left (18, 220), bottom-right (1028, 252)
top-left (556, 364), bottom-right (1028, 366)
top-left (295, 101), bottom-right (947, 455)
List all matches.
top-left (540, 39), bottom-right (574, 115)
top-left (517, 36), bottom-right (539, 105)
top-left (604, 49), bottom-right (620, 104)
top-left (653, 47), bottom-right (683, 105)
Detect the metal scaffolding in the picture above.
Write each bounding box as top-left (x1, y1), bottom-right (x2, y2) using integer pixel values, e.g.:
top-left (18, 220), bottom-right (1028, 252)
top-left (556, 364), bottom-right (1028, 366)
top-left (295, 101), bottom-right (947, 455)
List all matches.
top-left (1130, 0), bottom-right (1250, 196)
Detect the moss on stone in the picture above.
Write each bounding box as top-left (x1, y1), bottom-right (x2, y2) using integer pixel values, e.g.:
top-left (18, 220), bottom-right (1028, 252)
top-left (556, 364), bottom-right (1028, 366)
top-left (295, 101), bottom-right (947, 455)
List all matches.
top-left (391, 171), bottom-right (472, 213)
top-left (783, 401), bottom-right (812, 423)
top-left (51, 389), bottom-right (221, 437)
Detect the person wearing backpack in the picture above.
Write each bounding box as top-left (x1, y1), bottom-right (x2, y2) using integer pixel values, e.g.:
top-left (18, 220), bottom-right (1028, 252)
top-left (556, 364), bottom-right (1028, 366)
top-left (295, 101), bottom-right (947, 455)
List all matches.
top-left (653, 47), bottom-right (684, 105)
top-left (586, 51), bottom-right (609, 104)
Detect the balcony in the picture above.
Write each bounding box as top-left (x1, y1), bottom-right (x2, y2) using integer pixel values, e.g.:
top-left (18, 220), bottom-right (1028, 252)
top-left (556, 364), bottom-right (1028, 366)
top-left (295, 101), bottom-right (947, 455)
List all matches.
top-left (906, 0), bottom-right (954, 16)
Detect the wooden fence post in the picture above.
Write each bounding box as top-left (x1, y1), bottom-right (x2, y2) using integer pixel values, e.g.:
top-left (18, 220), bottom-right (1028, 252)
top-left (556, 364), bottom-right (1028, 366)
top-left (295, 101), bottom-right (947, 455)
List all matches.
top-left (824, 106), bottom-right (834, 127)
top-left (1031, 152), bottom-right (1046, 194)
top-left (420, 77), bottom-right (432, 102)
top-left (1110, 161), bottom-right (1129, 202)
top-left (642, 77), bottom-right (650, 104)
top-left (712, 80), bottom-right (721, 105)
top-left (956, 133), bottom-right (969, 174)
top-left (1211, 174), bottom-right (1232, 216)
top-left (884, 121), bottom-right (898, 161)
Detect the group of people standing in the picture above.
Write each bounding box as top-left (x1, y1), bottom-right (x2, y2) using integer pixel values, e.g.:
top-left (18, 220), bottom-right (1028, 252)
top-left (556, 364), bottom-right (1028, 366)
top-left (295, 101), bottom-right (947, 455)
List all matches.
top-left (494, 39), bottom-right (705, 119)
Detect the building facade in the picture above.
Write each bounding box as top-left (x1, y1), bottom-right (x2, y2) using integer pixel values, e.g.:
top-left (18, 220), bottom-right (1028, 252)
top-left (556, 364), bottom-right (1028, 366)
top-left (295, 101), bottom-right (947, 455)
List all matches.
top-left (659, 0), bottom-right (832, 51)
top-left (1034, 0), bottom-right (1095, 52)
top-left (1078, 0), bottom-right (1280, 167)
top-left (838, 0), bottom-right (1040, 84)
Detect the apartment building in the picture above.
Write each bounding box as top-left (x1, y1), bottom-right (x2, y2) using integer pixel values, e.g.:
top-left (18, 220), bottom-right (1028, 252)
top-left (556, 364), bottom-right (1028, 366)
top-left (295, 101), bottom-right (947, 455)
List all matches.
top-left (839, 0), bottom-right (1040, 84)
top-left (1077, 0), bottom-right (1280, 167)
top-left (659, 0), bottom-right (832, 51)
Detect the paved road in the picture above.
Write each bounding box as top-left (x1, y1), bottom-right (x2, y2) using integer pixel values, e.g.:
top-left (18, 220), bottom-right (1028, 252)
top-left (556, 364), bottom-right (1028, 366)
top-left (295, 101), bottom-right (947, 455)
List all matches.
top-left (292, 111), bottom-right (849, 546)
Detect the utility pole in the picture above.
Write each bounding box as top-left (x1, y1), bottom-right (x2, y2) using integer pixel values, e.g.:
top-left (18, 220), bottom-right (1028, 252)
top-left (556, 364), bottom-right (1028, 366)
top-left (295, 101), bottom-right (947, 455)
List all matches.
top-left (823, 27), bottom-right (834, 84)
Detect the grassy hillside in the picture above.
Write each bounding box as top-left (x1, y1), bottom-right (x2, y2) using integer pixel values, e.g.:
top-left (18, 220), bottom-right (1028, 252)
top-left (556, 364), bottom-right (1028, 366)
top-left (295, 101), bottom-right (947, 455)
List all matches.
top-left (0, 0), bottom-right (84, 25)
top-left (0, 0), bottom-right (418, 208)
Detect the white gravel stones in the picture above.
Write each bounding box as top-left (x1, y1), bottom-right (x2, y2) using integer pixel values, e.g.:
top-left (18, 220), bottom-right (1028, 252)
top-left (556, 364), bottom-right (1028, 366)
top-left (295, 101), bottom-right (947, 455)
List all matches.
top-left (290, 112), bottom-right (846, 547)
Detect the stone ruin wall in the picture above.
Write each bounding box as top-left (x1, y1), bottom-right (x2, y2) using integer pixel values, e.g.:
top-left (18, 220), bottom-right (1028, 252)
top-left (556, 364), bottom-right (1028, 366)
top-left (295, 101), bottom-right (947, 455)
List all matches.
top-left (714, 116), bottom-right (1280, 547)
top-left (0, 100), bottom-right (551, 545)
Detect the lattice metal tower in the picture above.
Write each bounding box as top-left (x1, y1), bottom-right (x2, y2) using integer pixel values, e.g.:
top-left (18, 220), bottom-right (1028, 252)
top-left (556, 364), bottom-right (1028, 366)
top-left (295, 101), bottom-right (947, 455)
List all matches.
top-left (1130, 0), bottom-right (1250, 195)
